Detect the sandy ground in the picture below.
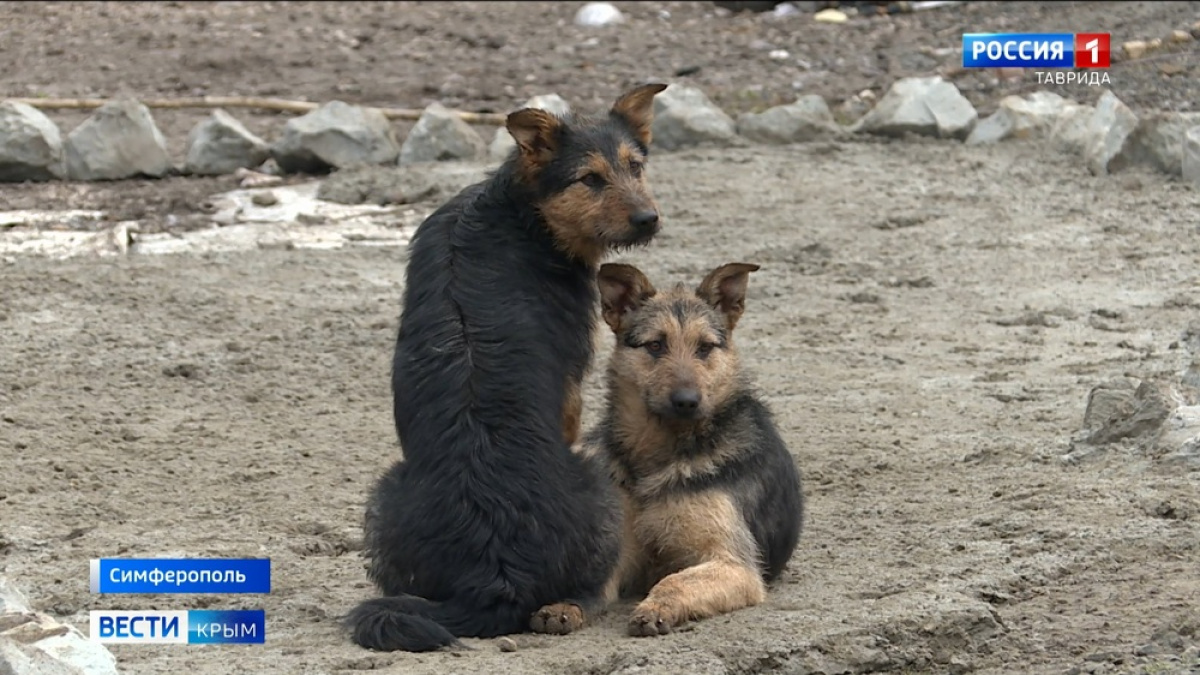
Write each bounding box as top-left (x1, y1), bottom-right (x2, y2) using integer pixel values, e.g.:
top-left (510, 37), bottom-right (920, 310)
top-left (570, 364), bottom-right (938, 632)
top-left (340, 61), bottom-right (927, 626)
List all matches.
top-left (3, 2), bottom-right (1200, 675)
top-left (4, 137), bottom-right (1200, 675)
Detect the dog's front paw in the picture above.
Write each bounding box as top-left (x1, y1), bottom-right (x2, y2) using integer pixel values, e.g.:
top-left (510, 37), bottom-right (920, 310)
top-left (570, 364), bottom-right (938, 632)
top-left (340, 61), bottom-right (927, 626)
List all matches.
top-left (627, 602), bottom-right (677, 637)
top-left (530, 603), bottom-right (585, 635)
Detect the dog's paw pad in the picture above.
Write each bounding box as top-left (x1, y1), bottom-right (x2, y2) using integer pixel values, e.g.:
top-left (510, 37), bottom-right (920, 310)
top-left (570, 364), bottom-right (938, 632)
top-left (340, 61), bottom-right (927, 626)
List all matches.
top-left (628, 606), bottom-right (673, 637)
top-left (530, 603), bottom-right (585, 635)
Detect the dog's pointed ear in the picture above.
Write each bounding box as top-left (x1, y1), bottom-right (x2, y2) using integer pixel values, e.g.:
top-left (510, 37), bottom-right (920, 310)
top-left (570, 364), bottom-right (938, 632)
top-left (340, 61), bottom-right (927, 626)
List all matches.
top-left (609, 83), bottom-right (668, 148)
top-left (506, 108), bottom-right (562, 168)
top-left (598, 263), bottom-right (657, 334)
top-left (696, 263), bottom-right (760, 332)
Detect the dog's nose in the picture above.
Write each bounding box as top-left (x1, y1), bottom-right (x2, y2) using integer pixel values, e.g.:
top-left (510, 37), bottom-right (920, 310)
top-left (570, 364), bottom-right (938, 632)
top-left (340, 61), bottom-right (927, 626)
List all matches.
top-left (669, 389), bottom-right (701, 416)
top-left (630, 211), bottom-right (659, 230)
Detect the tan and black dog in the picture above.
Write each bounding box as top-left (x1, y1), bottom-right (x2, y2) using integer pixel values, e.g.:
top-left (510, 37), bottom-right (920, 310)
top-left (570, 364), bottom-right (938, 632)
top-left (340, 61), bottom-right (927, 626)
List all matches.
top-left (347, 83), bottom-right (669, 652)
top-left (585, 261), bottom-right (805, 637)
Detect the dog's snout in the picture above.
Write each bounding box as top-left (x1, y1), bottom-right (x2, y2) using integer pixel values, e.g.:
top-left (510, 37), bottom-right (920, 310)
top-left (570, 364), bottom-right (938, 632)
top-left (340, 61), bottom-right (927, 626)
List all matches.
top-left (630, 210), bottom-right (659, 231)
top-left (669, 388), bottom-right (701, 416)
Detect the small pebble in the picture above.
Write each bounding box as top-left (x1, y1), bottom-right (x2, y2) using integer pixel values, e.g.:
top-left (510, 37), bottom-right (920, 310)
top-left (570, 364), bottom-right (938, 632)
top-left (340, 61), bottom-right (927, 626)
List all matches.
top-left (251, 191), bottom-right (279, 207)
top-left (814, 8), bottom-right (848, 23)
top-left (496, 636), bottom-right (518, 652)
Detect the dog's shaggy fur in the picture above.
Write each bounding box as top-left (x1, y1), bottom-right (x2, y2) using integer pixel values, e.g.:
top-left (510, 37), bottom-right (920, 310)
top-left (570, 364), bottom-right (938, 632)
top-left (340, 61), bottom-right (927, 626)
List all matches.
top-left (585, 262), bottom-right (805, 636)
top-left (347, 83), bottom-right (668, 652)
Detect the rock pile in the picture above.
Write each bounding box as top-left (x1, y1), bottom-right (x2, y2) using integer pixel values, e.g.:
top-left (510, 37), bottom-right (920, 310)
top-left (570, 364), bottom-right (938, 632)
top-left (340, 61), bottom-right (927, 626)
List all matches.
top-left (2, 79), bottom-right (1198, 186)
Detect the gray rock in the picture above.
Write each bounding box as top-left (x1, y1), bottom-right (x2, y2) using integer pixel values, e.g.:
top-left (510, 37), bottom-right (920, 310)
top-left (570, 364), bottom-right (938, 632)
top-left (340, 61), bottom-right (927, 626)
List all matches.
top-left (966, 92), bottom-right (1073, 145)
top-left (64, 99), bottom-right (172, 181)
top-left (1084, 91), bottom-right (1140, 176)
top-left (184, 110), bottom-right (270, 176)
top-left (1085, 380), bottom-right (1174, 446)
top-left (854, 76), bottom-right (977, 140)
top-left (398, 102), bottom-right (486, 166)
top-left (735, 95), bottom-right (840, 144)
top-left (0, 101), bottom-right (66, 182)
top-left (0, 575), bottom-right (119, 675)
top-left (1183, 126), bottom-right (1200, 186)
top-left (489, 94), bottom-right (572, 162)
top-left (1114, 112), bottom-right (1200, 176)
top-left (651, 85), bottom-right (738, 151)
top-left (272, 101), bottom-right (399, 174)
top-left (318, 162), bottom-right (488, 206)
top-left (1082, 378), bottom-right (1139, 431)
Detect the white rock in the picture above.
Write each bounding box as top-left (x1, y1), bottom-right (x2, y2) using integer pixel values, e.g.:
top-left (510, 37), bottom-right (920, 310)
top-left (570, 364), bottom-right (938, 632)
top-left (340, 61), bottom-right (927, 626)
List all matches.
top-left (27, 630), bottom-right (120, 675)
top-left (0, 637), bottom-right (87, 675)
top-left (489, 94), bottom-right (572, 162)
top-left (1083, 91), bottom-right (1140, 176)
top-left (736, 95), bottom-right (840, 144)
top-left (814, 8), bottom-right (848, 23)
top-left (64, 99), bottom-right (172, 181)
top-left (1049, 102), bottom-right (1097, 155)
top-left (0, 575), bottom-right (119, 675)
top-left (398, 103), bottom-right (486, 165)
top-left (1160, 405), bottom-right (1200, 451)
top-left (0, 101), bottom-right (66, 182)
top-left (651, 85), bottom-right (738, 151)
top-left (966, 92), bottom-right (1073, 145)
top-left (1180, 126), bottom-right (1200, 185)
top-left (184, 110), bottom-right (270, 176)
top-left (574, 2), bottom-right (624, 27)
top-left (0, 577), bottom-right (30, 614)
top-left (854, 76), bottom-right (977, 140)
top-left (272, 101), bottom-right (400, 174)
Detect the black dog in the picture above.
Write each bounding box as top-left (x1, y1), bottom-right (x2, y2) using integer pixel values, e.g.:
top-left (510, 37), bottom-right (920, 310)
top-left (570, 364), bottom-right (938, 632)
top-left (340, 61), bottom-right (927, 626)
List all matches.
top-left (347, 83), bottom-right (669, 652)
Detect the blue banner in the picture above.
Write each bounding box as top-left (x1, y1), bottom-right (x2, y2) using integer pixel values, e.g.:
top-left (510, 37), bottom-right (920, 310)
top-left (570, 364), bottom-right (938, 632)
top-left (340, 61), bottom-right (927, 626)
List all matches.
top-left (90, 558), bottom-right (271, 594)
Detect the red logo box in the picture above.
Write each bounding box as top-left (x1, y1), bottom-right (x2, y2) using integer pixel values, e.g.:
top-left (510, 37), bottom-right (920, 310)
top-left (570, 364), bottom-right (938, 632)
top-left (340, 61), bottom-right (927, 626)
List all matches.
top-left (1075, 33), bottom-right (1111, 68)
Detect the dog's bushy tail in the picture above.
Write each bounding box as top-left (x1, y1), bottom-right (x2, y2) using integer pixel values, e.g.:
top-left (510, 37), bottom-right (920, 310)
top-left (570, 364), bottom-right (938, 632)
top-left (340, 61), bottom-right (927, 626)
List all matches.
top-left (346, 595), bottom-right (463, 652)
top-left (348, 592), bottom-right (529, 652)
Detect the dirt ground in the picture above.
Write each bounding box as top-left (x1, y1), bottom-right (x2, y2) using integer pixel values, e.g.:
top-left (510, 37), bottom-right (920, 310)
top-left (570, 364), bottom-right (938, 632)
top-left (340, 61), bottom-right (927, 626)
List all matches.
top-left (3, 2), bottom-right (1200, 675)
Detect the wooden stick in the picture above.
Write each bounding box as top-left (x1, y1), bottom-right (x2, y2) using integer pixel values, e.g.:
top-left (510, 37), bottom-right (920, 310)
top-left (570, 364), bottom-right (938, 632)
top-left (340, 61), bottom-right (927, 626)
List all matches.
top-left (6, 96), bottom-right (508, 125)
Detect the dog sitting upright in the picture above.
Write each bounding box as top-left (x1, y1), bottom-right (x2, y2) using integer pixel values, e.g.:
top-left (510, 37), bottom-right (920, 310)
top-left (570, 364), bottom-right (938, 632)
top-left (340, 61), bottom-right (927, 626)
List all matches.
top-left (347, 83), bottom-right (669, 653)
top-left (588, 262), bottom-right (805, 637)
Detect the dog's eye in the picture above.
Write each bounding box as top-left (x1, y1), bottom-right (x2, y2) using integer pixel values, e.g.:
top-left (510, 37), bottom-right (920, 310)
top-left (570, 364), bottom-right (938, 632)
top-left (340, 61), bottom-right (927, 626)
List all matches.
top-left (697, 342), bottom-right (715, 358)
top-left (580, 173), bottom-right (606, 190)
top-left (629, 161), bottom-right (644, 177)
top-left (644, 340), bottom-right (665, 356)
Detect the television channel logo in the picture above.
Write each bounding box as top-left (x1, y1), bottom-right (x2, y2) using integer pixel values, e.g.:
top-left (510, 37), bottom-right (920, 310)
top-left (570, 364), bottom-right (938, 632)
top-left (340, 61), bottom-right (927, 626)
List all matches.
top-left (90, 610), bottom-right (266, 645)
top-left (962, 33), bottom-right (1111, 69)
